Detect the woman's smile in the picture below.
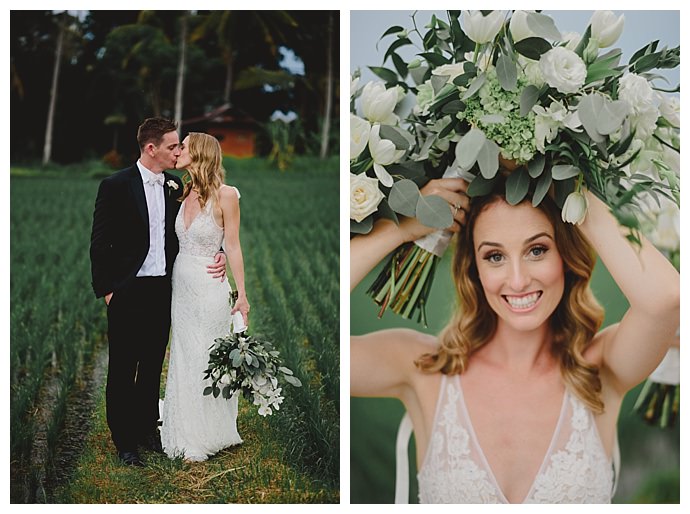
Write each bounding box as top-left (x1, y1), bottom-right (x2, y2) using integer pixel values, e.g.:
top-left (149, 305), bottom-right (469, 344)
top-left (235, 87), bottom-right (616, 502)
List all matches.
top-left (502, 291), bottom-right (543, 312)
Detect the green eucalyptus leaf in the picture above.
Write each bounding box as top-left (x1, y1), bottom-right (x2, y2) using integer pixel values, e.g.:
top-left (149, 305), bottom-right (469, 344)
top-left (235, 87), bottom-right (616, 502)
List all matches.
top-left (284, 375), bottom-right (302, 387)
top-left (431, 74), bottom-right (449, 95)
top-left (416, 194), bottom-right (453, 228)
top-left (596, 99), bottom-right (628, 135)
top-left (222, 386), bottom-right (232, 399)
top-left (496, 54), bottom-right (518, 92)
top-left (388, 179), bottom-right (421, 217)
top-left (441, 99), bottom-right (466, 115)
top-left (466, 174), bottom-right (497, 197)
top-left (453, 71), bottom-right (475, 87)
top-left (350, 216), bottom-right (373, 234)
top-left (461, 72), bottom-right (487, 100)
top-left (455, 127), bottom-right (486, 169)
top-left (532, 169), bottom-right (552, 206)
top-left (520, 85), bottom-right (541, 116)
top-left (376, 198), bottom-right (399, 224)
top-left (379, 125), bottom-right (410, 150)
top-left (410, 65), bottom-right (429, 86)
top-left (551, 164), bottom-right (581, 180)
top-left (514, 37), bottom-right (552, 60)
top-left (419, 51), bottom-right (449, 67)
top-left (203, 386), bottom-right (214, 396)
top-left (577, 94), bottom-right (605, 143)
top-left (212, 386), bottom-right (220, 398)
top-left (368, 66), bottom-right (399, 84)
top-left (232, 350), bottom-right (243, 367)
top-left (525, 12), bottom-right (562, 41)
top-left (278, 366), bottom-right (294, 375)
top-left (528, 154), bottom-right (545, 178)
top-left (438, 117), bottom-right (459, 139)
top-left (505, 167), bottom-right (530, 205)
top-left (477, 139), bottom-right (500, 179)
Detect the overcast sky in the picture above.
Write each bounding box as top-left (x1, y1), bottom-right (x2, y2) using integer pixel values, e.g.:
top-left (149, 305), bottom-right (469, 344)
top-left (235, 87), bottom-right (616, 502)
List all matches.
top-left (350, 10), bottom-right (680, 88)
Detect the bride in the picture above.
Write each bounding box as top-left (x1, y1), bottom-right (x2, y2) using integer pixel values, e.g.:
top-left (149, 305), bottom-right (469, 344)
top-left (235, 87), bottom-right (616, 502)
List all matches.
top-left (161, 132), bottom-right (250, 461)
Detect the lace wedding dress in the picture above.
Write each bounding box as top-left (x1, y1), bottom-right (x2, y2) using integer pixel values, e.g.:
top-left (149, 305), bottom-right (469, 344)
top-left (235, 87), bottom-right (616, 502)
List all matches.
top-left (415, 374), bottom-right (615, 503)
top-left (161, 192), bottom-right (243, 461)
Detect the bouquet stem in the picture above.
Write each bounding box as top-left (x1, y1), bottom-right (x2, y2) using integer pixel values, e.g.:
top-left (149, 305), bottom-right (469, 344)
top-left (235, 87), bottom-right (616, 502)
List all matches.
top-left (367, 242), bottom-right (440, 326)
top-left (633, 381), bottom-right (679, 428)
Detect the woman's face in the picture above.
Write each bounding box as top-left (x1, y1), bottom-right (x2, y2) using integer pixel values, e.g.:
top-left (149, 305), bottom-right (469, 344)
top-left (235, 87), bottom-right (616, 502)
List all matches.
top-left (175, 135), bottom-right (191, 169)
top-left (473, 199), bottom-right (565, 333)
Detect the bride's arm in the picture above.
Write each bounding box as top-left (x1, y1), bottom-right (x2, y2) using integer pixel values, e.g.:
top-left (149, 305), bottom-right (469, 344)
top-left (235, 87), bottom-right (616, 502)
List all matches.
top-left (351, 178), bottom-right (469, 398)
top-left (580, 192), bottom-right (680, 394)
top-left (219, 186), bottom-right (249, 322)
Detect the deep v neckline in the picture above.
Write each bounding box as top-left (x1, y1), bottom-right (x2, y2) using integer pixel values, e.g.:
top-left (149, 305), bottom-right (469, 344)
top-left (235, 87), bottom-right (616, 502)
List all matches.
top-left (456, 375), bottom-right (568, 504)
top-left (182, 197), bottom-right (203, 231)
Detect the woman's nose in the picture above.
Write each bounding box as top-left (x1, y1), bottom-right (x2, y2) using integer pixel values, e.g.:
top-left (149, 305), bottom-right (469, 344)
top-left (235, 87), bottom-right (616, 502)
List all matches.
top-left (508, 261), bottom-right (530, 291)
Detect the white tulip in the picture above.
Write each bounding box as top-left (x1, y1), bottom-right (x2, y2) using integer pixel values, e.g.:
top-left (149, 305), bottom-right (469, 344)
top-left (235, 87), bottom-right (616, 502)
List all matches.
top-left (509, 10), bottom-right (536, 43)
top-left (561, 191), bottom-right (588, 225)
top-left (350, 114), bottom-right (371, 160)
top-left (539, 47), bottom-right (586, 94)
top-left (360, 81), bottom-right (398, 125)
top-left (461, 10), bottom-right (505, 45)
top-left (350, 173), bottom-right (384, 223)
top-left (350, 76), bottom-right (360, 98)
top-left (561, 31), bottom-right (581, 51)
top-left (432, 63), bottom-right (467, 84)
top-left (590, 11), bottom-right (625, 48)
top-left (368, 124), bottom-right (404, 187)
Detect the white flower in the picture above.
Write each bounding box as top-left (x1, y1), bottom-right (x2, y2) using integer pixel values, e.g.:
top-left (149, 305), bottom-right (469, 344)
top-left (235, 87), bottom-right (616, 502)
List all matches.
top-left (350, 173), bottom-right (384, 222)
top-left (539, 47), bottom-right (586, 94)
top-left (350, 76), bottom-right (360, 98)
top-left (519, 55), bottom-right (544, 87)
top-left (561, 191), bottom-right (588, 225)
top-left (590, 11), bottom-right (625, 48)
top-left (532, 101), bottom-right (582, 152)
top-left (360, 81), bottom-right (398, 125)
top-left (220, 373), bottom-right (232, 385)
top-left (561, 31), bottom-right (581, 51)
top-left (509, 10), bottom-right (537, 43)
top-left (648, 201), bottom-right (680, 252)
top-left (658, 93), bottom-right (680, 127)
top-left (619, 73), bottom-right (660, 139)
top-left (463, 51), bottom-right (492, 72)
top-left (350, 114), bottom-right (371, 160)
top-left (166, 180), bottom-right (178, 190)
top-left (368, 124), bottom-right (404, 187)
top-left (432, 62), bottom-right (467, 84)
top-left (461, 10), bottom-right (505, 44)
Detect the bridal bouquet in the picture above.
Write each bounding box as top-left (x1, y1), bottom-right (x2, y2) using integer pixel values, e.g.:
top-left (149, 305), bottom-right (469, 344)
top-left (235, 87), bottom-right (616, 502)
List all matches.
top-left (203, 293), bottom-right (302, 416)
top-left (350, 10), bottom-right (680, 325)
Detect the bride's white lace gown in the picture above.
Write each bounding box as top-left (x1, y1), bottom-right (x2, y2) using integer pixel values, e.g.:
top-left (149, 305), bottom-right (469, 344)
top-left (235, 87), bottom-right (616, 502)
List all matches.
top-left (161, 192), bottom-right (243, 461)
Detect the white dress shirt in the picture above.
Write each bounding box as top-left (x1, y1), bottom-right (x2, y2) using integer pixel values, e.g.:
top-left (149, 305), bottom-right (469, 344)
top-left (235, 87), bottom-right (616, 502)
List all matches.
top-left (136, 161), bottom-right (167, 277)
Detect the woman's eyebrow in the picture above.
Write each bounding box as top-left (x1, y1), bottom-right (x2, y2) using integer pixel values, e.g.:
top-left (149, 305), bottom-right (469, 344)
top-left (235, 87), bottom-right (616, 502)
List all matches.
top-left (477, 232), bottom-right (553, 252)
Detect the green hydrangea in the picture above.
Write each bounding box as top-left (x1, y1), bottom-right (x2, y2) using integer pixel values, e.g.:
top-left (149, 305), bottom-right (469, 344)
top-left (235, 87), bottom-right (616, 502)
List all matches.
top-left (457, 68), bottom-right (537, 163)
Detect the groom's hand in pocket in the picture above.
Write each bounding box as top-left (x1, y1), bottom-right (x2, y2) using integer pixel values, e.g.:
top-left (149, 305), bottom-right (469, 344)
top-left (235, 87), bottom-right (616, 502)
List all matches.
top-left (207, 252), bottom-right (227, 282)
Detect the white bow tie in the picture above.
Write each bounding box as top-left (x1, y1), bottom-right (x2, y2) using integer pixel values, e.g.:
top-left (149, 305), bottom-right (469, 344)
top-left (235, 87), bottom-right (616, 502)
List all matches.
top-left (148, 174), bottom-right (164, 186)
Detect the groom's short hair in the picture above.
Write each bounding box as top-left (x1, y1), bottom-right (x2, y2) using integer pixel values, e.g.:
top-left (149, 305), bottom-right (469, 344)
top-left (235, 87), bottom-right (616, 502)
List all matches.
top-left (137, 117), bottom-right (178, 150)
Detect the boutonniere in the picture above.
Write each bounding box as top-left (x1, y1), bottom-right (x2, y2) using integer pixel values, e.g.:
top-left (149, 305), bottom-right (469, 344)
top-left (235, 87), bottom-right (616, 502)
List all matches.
top-left (167, 180), bottom-right (179, 190)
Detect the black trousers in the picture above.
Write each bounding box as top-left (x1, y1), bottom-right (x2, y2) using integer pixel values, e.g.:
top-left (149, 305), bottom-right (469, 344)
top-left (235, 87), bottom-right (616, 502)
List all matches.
top-left (106, 276), bottom-right (171, 452)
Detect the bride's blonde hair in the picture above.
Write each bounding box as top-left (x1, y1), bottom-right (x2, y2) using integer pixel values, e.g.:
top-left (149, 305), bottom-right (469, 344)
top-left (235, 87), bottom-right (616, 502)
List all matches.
top-left (179, 132), bottom-right (226, 208)
top-left (415, 191), bottom-right (606, 413)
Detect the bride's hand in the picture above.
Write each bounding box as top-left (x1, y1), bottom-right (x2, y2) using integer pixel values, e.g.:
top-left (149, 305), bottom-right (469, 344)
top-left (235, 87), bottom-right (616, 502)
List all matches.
top-left (232, 295), bottom-right (250, 325)
top-left (395, 177), bottom-right (470, 243)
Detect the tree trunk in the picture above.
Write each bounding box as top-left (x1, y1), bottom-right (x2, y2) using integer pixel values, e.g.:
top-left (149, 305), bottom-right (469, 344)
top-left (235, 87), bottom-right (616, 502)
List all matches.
top-left (223, 51), bottom-right (234, 105)
top-left (43, 22), bottom-right (65, 165)
top-left (319, 12), bottom-right (334, 160)
top-left (174, 13), bottom-right (188, 132)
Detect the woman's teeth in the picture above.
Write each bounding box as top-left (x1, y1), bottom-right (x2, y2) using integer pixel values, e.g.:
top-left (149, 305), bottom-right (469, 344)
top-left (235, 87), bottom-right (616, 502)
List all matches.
top-left (505, 292), bottom-right (541, 309)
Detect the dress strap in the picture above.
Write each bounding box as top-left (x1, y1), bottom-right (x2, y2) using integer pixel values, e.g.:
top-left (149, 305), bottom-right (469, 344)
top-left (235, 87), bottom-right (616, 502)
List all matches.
top-left (394, 412), bottom-right (413, 504)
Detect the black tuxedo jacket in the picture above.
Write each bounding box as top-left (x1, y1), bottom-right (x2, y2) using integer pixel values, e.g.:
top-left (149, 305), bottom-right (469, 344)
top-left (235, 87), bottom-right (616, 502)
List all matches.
top-left (90, 164), bottom-right (184, 299)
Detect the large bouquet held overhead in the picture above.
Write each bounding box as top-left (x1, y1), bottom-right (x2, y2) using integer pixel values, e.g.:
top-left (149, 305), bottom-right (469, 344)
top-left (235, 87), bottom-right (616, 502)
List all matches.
top-left (350, 10), bottom-right (680, 326)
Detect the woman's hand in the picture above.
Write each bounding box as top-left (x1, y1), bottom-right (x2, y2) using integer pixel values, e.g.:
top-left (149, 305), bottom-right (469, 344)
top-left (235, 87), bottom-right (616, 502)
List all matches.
top-left (397, 177), bottom-right (470, 242)
top-left (232, 294), bottom-right (250, 325)
top-left (207, 252), bottom-right (227, 282)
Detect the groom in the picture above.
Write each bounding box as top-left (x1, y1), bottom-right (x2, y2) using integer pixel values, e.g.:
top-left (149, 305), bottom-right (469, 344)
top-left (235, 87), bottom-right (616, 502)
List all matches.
top-left (90, 117), bottom-right (225, 466)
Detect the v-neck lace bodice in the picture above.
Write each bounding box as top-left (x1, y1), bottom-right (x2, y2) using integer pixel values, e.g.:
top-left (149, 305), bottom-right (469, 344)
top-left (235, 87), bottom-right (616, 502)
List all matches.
top-left (175, 197), bottom-right (224, 258)
top-left (417, 374), bottom-right (614, 503)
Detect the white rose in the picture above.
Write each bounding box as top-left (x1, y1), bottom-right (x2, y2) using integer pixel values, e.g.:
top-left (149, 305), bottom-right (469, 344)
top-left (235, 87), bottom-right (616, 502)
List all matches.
top-left (360, 81), bottom-right (398, 125)
top-left (350, 114), bottom-right (371, 160)
top-left (350, 173), bottom-right (384, 223)
top-left (658, 93), bottom-right (680, 127)
top-left (539, 47), bottom-right (586, 94)
top-left (432, 63), bottom-right (467, 84)
top-left (561, 191), bottom-right (588, 225)
top-left (462, 10), bottom-right (505, 44)
top-left (619, 73), bottom-right (660, 139)
top-left (590, 11), bottom-right (625, 48)
top-left (509, 10), bottom-right (536, 43)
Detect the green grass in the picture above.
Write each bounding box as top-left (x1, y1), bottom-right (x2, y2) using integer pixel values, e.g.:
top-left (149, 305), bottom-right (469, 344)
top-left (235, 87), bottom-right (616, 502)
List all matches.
top-left (10, 156), bottom-right (339, 503)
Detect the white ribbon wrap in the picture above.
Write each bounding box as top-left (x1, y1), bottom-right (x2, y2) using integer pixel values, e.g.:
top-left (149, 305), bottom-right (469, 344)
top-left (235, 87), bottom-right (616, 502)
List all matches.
top-left (649, 346), bottom-right (680, 385)
top-left (231, 311), bottom-right (247, 333)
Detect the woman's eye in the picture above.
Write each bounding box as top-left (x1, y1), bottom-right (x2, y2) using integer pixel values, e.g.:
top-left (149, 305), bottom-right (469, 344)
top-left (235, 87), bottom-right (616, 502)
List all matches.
top-left (529, 246), bottom-right (547, 258)
top-left (486, 253), bottom-right (503, 263)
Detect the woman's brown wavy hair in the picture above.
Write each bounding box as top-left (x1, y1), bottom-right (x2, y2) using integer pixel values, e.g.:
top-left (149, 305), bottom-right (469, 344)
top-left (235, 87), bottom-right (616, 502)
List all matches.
top-left (179, 132), bottom-right (226, 209)
top-left (415, 188), bottom-right (606, 413)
